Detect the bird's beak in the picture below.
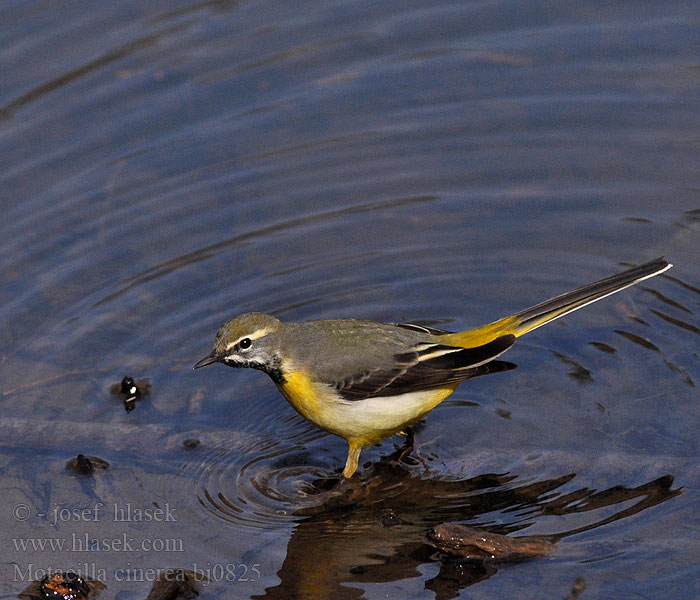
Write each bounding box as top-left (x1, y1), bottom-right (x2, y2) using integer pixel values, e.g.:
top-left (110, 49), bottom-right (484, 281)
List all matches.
top-left (193, 352), bottom-right (220, 369)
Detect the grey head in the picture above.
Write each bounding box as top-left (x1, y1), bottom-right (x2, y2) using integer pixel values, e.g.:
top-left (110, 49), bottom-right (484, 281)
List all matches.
top-left (193, 312), bottom-right (285, 382)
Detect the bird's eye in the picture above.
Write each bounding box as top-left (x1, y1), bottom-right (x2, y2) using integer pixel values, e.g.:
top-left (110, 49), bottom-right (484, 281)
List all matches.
top-left (238, 338), bottom-right (252, 350)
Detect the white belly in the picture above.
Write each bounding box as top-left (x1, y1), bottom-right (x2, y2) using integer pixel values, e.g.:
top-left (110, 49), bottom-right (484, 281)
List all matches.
top-left (315, 387), bottom-right (454, 443)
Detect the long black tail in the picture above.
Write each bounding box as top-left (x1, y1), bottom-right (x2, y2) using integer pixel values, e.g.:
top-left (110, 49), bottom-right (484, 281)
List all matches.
top-left (513, 257), bottom-right (672, 336)
top-left (445, 258), bottom-right (672, 347)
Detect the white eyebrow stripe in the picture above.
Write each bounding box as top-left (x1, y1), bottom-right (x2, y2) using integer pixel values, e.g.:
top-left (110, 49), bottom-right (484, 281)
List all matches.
top-left (224, 327), bottom-right (273, 350)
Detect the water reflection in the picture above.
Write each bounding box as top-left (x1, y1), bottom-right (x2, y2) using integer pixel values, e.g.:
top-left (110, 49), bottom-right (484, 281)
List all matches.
top-left (255, 452), bottom-right (679, 599)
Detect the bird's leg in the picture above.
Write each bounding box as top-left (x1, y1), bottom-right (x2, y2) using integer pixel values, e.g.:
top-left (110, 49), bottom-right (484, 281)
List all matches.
top-left (396, 425), bottom-right (430, 470)
top-left (405, 425), bottom-right (415, 448)
top-left (343, 441), bottom-right (362, 478)
top-left (398, 425), bottom-right (415, 463)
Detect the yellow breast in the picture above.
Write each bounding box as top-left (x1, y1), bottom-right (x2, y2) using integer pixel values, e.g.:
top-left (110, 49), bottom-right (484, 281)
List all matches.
top-left (278, 369), bottom-right (323, 423)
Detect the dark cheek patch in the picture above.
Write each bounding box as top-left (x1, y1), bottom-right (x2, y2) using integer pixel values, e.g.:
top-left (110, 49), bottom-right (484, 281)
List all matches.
top-left (223, 358), bottom-right (244, 369)
top-left (220, 353), bottom-right (285, 384)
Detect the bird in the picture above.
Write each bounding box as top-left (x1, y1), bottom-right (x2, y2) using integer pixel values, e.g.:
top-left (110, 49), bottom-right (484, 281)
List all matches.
top-left (194, 257), bottom-right (672, 478)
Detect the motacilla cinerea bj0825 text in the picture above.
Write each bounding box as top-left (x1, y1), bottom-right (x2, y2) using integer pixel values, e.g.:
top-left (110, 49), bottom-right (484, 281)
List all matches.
top-left (194, 258), bottom-right (672, 478)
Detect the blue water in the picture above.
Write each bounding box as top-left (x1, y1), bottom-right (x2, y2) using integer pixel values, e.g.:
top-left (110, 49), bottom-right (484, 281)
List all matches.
top-left (1, 1), bottom-right (699, 598)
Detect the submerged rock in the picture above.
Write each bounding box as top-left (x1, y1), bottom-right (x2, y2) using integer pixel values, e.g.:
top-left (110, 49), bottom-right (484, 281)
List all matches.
top-left (144, 568), bottom-right (207, 600)
top-left (65, 454), bottom-right (110, 477)
top-left (426, 522), bottom-right (556, 562)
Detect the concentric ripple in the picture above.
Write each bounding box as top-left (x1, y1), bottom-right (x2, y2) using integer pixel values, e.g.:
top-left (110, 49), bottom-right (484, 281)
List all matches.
top-left (192, 420), bottom-right (342, 529)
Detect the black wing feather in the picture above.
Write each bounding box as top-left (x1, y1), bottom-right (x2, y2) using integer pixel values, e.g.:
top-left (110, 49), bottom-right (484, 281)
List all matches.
top-left (335, 334), bottom-right (516, 401)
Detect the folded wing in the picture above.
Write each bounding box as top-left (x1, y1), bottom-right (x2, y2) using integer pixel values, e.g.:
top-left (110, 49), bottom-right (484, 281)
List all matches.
top-left (334, 334), bottom-right (516, 401)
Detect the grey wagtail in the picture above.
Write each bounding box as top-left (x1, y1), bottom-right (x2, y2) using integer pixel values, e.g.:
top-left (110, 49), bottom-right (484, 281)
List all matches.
top-left (194, 258), bottom-right (671, 478)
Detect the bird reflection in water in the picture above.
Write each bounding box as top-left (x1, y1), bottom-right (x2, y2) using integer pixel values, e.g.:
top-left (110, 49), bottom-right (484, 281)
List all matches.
top-left (254, 448), bottom-right (680, 600)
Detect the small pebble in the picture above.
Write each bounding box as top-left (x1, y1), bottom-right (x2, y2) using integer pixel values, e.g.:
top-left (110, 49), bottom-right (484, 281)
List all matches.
top-left (65, 454), bottom-right (110, 477)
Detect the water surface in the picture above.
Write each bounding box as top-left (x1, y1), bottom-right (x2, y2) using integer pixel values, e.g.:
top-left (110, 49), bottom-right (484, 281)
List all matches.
top-left (1, 1), bottom-right (699, 598)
